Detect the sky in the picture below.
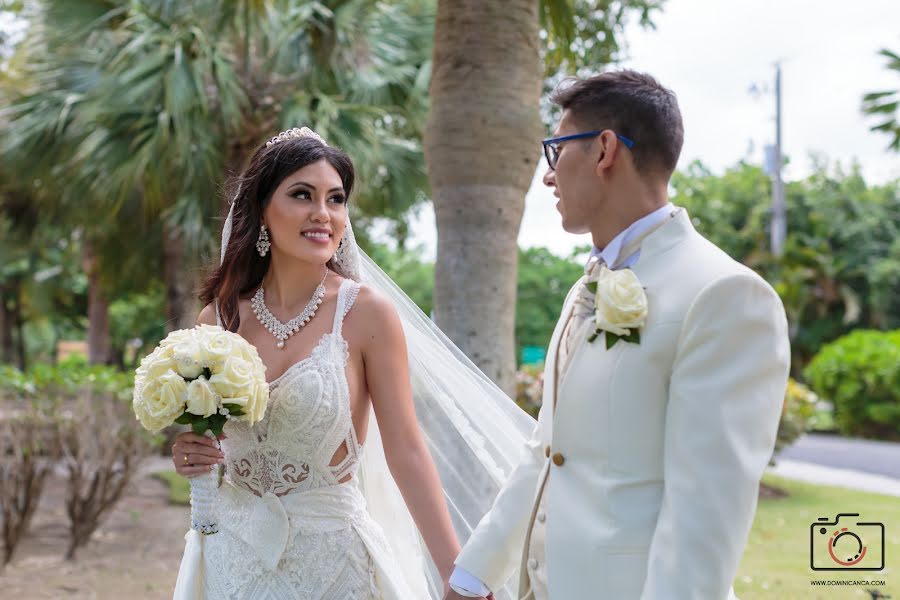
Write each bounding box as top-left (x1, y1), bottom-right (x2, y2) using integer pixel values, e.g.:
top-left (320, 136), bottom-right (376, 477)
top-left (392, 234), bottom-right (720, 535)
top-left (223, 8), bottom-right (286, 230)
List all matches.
top-left (392, 0), bottom-right (900, 259)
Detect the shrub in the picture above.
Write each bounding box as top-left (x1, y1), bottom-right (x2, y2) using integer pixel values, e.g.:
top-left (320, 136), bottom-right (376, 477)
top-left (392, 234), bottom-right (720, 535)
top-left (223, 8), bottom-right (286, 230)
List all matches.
top-left (515, 365), bottom-right (544, 418)
top-left (0, 361), bottom-right (154, 561)
top-left (804, 330), bottom-right (900, 440)
top-left (772, 378), bottom-right (818, 462)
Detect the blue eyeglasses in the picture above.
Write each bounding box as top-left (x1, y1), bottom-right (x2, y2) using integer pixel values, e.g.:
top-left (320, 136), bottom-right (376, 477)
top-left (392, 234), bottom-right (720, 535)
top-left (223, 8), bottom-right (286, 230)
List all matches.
top-left (542, 130), bottom-right (635, 170)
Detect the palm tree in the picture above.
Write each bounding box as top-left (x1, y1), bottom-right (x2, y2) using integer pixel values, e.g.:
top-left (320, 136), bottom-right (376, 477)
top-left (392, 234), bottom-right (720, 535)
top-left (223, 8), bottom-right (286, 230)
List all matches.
top-left (862, 47), bottom-right (900, 152)
top-left (4, 0), bottom-right (434, 360)
top-left (425, 0), bottom-right (663, 394)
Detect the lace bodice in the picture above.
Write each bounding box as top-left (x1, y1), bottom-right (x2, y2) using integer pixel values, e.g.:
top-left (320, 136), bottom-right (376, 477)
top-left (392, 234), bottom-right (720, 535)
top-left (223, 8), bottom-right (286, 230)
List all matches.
top-left (220, 280), bottom-right (363, 497)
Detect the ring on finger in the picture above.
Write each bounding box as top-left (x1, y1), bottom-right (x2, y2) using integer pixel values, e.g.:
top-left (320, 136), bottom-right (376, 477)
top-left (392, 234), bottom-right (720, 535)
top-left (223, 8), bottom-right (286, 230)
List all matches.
top-left (183, 454), bottom-right (190, 465)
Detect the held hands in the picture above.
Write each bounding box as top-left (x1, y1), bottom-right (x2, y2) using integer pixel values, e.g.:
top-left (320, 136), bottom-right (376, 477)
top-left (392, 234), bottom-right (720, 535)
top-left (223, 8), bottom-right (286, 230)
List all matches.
top-left (171, 431), bottom-right (226, 477)
top-left (443, 591), bottom-right (491, 600)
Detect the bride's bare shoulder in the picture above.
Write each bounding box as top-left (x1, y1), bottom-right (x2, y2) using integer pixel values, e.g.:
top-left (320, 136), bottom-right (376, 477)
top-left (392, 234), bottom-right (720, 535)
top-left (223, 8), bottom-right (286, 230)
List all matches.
top-left (352, 283), bottom-right (396, 318)
top-left (346, 284), bottom-right (401, 340)
top-left (198, 303), bottom-right (217, 326)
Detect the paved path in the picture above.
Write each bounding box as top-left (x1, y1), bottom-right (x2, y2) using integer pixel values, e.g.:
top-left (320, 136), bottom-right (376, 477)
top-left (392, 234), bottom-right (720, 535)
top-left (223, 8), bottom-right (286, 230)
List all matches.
top-left (767, 433), bottom-right (900, 496)
top-left (777, 433), bottom-right (900, 479)
top-left (767, 459), bottom-right (900, 497)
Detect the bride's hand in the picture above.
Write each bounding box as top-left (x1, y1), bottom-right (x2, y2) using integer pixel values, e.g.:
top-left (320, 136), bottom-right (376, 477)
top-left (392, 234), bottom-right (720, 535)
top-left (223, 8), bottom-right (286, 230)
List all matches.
top-left (171, 431), bottom-right (226, 477)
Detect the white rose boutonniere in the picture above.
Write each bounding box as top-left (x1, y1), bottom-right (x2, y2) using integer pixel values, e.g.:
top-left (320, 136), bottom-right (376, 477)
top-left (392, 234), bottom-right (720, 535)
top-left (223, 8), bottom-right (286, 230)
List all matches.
top-left (586, 265), bottom-right (648, 349)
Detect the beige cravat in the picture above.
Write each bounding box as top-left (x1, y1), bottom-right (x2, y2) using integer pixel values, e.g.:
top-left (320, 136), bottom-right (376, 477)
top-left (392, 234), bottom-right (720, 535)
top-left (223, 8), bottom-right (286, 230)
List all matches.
top-left (556, 259), bottom-right (604, 381)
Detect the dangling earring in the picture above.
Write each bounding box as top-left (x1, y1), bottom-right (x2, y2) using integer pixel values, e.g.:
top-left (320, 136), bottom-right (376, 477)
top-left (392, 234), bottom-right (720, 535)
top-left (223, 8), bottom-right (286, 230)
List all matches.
top-left (256, 224), bottom-right (271, 257)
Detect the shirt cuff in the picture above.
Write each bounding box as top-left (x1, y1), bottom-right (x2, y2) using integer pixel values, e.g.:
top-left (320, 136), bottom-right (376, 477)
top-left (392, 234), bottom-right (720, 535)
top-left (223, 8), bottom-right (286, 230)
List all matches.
top-left (449, 565), bottom-right (492, 597)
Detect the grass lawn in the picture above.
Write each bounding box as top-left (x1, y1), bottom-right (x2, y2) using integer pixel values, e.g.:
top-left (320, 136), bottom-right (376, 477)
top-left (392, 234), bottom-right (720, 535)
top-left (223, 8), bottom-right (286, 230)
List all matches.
top-left (736, 474), bottom-right (898, 599)
top-left (152, 470), bottom-right (191, 505)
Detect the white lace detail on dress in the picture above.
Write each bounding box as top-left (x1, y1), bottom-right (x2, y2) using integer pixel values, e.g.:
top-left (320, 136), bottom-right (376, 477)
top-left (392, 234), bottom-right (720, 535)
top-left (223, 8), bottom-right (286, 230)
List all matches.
top-left (197, 279), bottom-right (383, 600)
top-left (221, 279), bottom-right (364, 497)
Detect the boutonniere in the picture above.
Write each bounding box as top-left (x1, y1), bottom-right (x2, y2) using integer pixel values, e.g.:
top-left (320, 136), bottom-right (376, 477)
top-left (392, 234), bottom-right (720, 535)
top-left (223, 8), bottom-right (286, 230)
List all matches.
top-left (585, 265), bottom-right (648, 349)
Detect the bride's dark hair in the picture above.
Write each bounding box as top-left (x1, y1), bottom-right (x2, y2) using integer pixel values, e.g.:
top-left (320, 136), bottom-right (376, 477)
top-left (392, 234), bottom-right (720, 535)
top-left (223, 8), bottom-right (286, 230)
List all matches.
top-left (199, 137), bottom-right (355, 332)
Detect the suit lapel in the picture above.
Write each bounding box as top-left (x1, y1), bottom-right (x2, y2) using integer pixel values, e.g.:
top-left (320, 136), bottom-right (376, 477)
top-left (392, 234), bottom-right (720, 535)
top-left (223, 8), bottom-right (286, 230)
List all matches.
top-left (542, 279), bottom-right (582, 419)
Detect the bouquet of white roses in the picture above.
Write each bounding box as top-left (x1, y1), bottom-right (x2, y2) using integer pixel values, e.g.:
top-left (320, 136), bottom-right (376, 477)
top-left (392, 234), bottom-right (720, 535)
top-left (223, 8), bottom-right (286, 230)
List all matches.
top-left (133, 324), bottom-right (268, 534)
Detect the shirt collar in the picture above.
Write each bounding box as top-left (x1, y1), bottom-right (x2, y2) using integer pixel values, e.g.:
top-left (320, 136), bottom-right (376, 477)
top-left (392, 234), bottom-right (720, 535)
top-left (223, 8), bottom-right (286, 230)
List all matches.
top-left (590, 203), bottom-right (675, 268)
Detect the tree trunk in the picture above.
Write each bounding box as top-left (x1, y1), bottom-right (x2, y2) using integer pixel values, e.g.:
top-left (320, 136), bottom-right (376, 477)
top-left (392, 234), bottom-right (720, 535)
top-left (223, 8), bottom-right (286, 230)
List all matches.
top-left (82, 241), bottom-right (111, 365)
top-left (163, 224), bottom-right (199, 332)
top-left (11, 284), bottom-right (26, 370)
top-left (0, 285), bottom-right (16, 366)
top-left (424, 0), bottom-right (543, 395)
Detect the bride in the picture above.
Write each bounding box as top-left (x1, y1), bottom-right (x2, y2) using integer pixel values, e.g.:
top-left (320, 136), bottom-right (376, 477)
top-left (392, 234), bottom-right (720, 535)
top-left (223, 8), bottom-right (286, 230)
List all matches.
top-left (168, 127), bottom-right (533, 599)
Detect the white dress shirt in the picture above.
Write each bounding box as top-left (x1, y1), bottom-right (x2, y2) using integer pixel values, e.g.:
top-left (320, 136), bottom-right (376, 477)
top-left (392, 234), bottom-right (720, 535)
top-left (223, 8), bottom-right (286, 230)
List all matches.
top-left (447, 202), bottom-right (676, 598)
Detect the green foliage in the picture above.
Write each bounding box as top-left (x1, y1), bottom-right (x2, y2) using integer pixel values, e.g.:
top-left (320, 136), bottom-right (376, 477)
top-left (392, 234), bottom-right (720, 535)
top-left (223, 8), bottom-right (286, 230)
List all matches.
top-left (516, 246), bottom-right (585, 362)
top-left (108, 283), bottom-right (168, 368)
top-left (773, 378), bottom-right (818, 459)
top-left (672, 160), bottom-right (900, 370)
top-left (3, 0), bottom-right (436, 247)
top-left (355, 242), bottom-right (588, 368)
top-left (1, 356), bottom-right (134, 401)
top-left (365, 241), bottom-right (435, 315)
top-left (515, 363), bottom-right (544, 418)
top-left (539, 0), bottom-right (665, 77)
top-left (804, 330), bottom-right (900, 440)
top-left (862, 47), bottom-right (900, 152)
top-left (152, 470), bottom-right (191, 505)
top-left (1, 0), bottom-right (437, 365)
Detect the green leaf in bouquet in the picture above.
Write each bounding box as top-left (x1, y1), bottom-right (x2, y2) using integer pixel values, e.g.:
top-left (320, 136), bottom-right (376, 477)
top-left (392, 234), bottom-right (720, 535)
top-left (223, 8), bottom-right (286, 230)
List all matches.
top-left (174, 412), bottom-right (193, 425)
top-left (223, 403), bottom-right (246, 414)
top-left (586, 281), bottom-right (598, 294)
top-left (191, 419), bottom-right (209, 435)
top-left (208, 414), bottom-right (226, 437)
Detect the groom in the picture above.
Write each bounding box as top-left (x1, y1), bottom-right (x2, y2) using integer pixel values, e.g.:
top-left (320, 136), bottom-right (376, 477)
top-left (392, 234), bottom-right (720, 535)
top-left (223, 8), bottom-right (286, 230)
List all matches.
top-left (446, 70), bottom-right (791, 599)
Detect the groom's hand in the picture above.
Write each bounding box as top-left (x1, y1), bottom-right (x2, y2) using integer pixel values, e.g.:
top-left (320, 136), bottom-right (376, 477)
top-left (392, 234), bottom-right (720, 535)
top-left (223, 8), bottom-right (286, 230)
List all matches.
top-left (443, 592), bottom-right (491, 600)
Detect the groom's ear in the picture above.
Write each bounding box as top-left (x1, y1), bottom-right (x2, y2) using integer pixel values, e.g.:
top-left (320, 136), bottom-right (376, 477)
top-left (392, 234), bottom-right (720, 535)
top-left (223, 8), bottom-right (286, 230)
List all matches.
top-left (595, 131), bottom-right (620, 176)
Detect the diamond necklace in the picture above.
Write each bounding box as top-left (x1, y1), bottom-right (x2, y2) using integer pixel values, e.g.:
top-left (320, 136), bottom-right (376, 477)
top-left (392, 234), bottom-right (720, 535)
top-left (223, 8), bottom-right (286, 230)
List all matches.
top-left (251, 269), bottom-right (329, 349)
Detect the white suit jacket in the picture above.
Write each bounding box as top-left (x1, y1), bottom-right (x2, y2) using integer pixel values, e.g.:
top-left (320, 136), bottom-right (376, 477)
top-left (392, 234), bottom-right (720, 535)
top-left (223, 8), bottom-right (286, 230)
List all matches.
top-left (455, 208), bottom-right (791, 599)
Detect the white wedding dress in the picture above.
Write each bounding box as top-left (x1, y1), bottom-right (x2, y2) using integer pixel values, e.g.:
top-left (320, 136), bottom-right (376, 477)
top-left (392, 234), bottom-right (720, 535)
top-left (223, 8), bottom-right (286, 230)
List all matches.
top-left (174, 279), bottom-right (419, 599)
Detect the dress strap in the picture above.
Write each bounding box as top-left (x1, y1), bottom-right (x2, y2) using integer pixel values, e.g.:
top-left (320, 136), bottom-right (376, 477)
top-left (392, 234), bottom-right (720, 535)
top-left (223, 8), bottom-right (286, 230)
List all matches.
top-left (214, 299), bottom-right (223, 327)
top-left (332, 278), bottom-right (361, 336)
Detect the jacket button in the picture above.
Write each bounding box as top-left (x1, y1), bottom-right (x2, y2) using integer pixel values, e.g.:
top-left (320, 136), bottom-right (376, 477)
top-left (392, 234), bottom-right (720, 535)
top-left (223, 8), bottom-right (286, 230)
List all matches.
top-left (527, 558), bottom-right (538, 570)
top-left (544, 446), bottom-right (551, 458)
top-left (537, 511), bottom-right (546, 523)
top-left (552, 452), bottom-right (565, 466)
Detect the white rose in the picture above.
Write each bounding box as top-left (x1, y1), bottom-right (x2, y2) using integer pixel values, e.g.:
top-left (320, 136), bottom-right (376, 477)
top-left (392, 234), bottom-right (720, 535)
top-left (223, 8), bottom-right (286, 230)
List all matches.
top-left (136, 345), bottom-right (177, 381)
top-left (221, 380), bottom-right (269, 424)
top-left (172, 336), bottom-right (205, 379)
top-left (159, 328), bottom-right (195, 348)
top-left (195, 329), bottom-right (234, 373)
top-left (196, 324), bottom-right (224, 336)
top-left (593, 266), bottom-right (648, 337)
top-left (134, 369), bottom-right (187, 432)
top-left (208, 356), bottom-right (255, 400)
top-left (238, 342), bottom-right (266, 374)
top-left (247, 382), bottom-right (270, 423)
top-left (185, 377), bottom-right (220, 418)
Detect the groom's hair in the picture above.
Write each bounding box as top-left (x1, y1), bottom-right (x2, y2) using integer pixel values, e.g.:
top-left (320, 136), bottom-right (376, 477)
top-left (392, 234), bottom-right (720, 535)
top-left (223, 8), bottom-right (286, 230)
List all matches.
top-left (552, 69), bottom-right (683, 179)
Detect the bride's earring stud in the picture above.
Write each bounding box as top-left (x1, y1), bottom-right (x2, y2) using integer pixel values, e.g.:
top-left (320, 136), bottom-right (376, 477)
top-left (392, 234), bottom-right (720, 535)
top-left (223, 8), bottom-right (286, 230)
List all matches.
top-left (256, 224), bottom-right (271, 257)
